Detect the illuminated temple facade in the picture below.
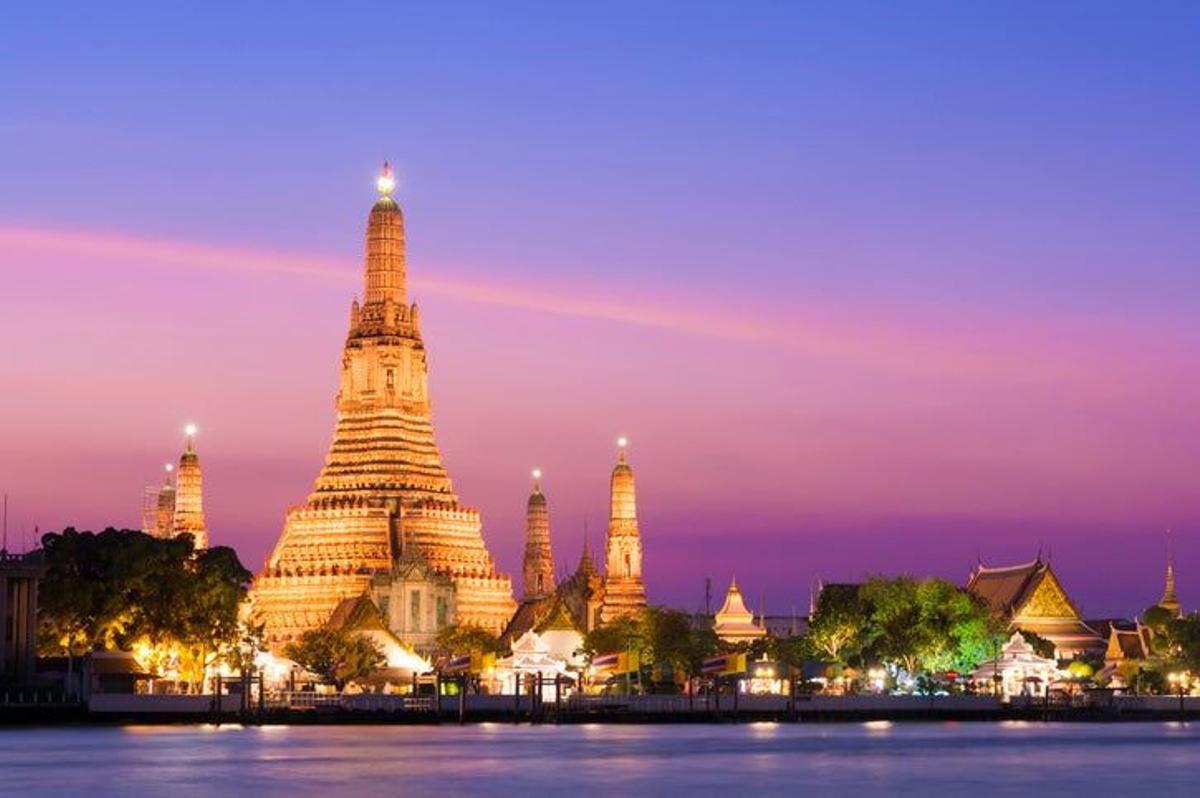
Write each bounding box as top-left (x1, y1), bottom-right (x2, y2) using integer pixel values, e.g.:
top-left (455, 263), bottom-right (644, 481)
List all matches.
top-left (599, 440), bottom-right (647, 623)
top-left (251, 165), bottom-right (514, 648)
top-left (502, 442), bottom-right (649, 642)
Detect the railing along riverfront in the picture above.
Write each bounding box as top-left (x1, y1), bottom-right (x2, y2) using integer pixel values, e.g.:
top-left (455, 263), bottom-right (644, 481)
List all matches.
top-left (265, 691), bottom-right (434, 712)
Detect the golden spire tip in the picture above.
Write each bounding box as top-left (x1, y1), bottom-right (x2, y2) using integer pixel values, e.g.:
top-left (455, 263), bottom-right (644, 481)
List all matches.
top-left (376, 161), bottom-right (395, 197)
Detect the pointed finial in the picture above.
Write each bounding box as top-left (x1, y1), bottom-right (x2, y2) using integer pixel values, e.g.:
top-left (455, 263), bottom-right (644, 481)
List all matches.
top-left (184, 423), bottom-right (197, 453)
top-left (617, 436), bottom-right (628, 462)
top-left (531, 468), bottom-right (542, 492)
top-left (163, 463), bottom-right (174, 485)
top-left (376, 161), bottom-right (395, 197)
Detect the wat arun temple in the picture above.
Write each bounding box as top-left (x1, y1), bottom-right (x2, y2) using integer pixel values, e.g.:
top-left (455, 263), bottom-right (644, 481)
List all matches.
top-left (249, 165), bottom-right (647, 649)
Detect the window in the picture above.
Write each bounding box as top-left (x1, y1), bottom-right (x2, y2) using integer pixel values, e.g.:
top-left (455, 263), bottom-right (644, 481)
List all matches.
top-left (410, 590), bottom-right (422, 632)
top-left (386, 369), bottom-right (395, 389)
top-left (624, 553), bottom-right (632, 578)
top-left (436, 596), bottom-right (448, 628)
top-left (536, 574), bottom-right (544, 593)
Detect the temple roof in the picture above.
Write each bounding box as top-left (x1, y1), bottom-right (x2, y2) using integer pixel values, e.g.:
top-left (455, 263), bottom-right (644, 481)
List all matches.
top-left (326, 593), bottom-right (389, 633)
top-left (1107, 625), bottom-right (1153, 660)
top-left (966, 560), bottom-right (1045, 615)
top-left (714, 578), bottom-right (765, 641)
top-left (716, 578), bottom-right (754, 622)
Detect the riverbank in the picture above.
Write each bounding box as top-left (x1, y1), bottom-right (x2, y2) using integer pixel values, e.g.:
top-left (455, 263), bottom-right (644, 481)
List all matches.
top-left (3, 693), bottom-right (1199, 725)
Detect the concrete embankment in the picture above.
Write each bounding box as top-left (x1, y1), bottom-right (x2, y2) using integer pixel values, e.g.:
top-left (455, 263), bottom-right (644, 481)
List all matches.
top-left (3, 693), bottom-right (1200, 725)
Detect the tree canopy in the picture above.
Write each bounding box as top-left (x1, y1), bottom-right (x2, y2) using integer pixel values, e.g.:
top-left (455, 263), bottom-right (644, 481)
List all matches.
top-left (435, 623), bottom-right (504, 657)
top-left (37, 527), bottom-right (251, 686)
top-left (809, 576), bottom-right (1004, 677)
top-left (283, 627), bottom-right (385, 689)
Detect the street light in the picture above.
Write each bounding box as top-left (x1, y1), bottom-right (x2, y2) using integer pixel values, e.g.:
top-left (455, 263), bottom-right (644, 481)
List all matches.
top-left (1168, 671), bottom-right (1190, 718)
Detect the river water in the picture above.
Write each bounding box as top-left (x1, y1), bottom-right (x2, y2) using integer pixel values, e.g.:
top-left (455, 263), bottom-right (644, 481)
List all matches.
top-left (1, 722), bottom-right (1196, 796)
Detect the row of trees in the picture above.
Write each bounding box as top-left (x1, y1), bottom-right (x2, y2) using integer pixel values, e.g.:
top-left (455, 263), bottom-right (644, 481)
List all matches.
top-left (38, 527), bottom-right (252, 688)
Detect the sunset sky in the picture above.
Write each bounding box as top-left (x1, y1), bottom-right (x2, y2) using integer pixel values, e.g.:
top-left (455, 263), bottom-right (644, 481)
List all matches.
top-left (2, 3), bottom-right (1197, 617)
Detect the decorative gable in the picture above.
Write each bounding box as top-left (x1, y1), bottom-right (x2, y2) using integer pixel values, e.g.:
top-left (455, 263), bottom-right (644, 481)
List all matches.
top-left (1015, 570), bottom-right (1078, 620)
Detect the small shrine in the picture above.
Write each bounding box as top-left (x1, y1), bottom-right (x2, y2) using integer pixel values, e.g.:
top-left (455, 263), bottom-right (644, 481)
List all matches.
top-left (970, 631), bottom-right (1061, 698)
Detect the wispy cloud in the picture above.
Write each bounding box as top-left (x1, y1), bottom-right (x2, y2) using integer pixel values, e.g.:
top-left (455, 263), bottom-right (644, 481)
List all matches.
top-left (0, 223), bottom-right (1185, 387)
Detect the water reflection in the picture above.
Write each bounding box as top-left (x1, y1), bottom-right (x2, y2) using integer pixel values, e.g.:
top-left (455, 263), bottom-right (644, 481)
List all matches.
top-left (2, 722), bottom-right (1198, 796)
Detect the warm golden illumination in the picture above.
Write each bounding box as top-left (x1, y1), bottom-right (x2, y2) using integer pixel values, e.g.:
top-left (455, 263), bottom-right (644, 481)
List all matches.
top-left (532, 468), bottom-right (542, 480)
top-left (165, 463), bottom-right (174, 473)
top-left (250, 167), bottom-right (515, 646)
top-left (376, 161), bottom-right (395, 197)
top-left (184, 423), bottom-right (198, 437)
top-left (617, 436), bottom-right (628, 449)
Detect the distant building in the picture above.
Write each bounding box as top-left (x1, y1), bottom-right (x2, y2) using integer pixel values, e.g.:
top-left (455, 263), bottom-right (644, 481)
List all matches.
top-left (761, 614), bottom-right (808, 639)
top-left (0, 550), bottom-right (45, 684)
top-left (140, 425), bottom-right (208, 549)
top-left (966, 557), bottom-right (1103, 658)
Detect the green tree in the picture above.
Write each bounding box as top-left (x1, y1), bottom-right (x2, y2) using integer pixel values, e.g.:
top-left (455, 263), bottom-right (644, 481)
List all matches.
top-left (177, 546), bottom-right (253, 684)
top-left (283, 627), bottom-right (385, 689)
top-left (914, 579), bottom-right (1004, 673)
top-left (581, 614), bottom-right (648, 665)
top-left (435, 624), bottom-right (503, 657)
top-left (861, 576), bottom-right (925, 675)
top-left (807, 584), bottom-right (867, 665)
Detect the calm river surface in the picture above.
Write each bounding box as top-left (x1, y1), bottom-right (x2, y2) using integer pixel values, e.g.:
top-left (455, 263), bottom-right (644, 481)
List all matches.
top-left (1, 722), bottom-right (1197, 796)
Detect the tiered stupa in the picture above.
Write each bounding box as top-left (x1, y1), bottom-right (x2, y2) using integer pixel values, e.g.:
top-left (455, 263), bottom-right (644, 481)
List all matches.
top-left (1158, 530), bottom-right (1182, 618)
top-left (251, 164), bottom-right (514, 646)
top-left (600, 438), bottom-right (647, 623)
top-left (713, 578), bottom-right (765, 643)
top-left (153, 464), bottom-right (176, 538)
top-left (171, 424), bottom-right (209, 549)
top-left (522, 470), bottom-right (555, 599)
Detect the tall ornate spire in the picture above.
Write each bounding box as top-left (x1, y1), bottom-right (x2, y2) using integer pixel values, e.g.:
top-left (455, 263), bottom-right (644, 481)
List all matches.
top-left (1159, 528), bottom-right (1182, 617)
top-left (522, 469), bottom-right (555, 599)
top-left (250, 166), bottom-right (514, 646)
top-left (363, 161), bottom-right (407, 306)
top-left (172, 424), bottom-right (208, 549)
top-left (600, 436), bottom-right (647, 623)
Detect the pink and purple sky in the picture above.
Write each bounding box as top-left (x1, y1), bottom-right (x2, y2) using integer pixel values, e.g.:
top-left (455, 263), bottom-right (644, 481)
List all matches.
top-left (1, 3), bottom-right (1197, 616)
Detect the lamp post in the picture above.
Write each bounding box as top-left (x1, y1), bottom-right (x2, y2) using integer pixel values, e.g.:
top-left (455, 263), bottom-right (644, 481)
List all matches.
top-left (1168, 672), bottom-right (1189, 719)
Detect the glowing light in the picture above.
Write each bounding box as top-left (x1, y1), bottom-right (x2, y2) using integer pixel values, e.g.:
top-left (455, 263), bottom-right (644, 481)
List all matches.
top-left (184, 423), bottom-right (197, 437)
top-left (165, 463), bottom-right (174, 472)
top-left (532, 468), bottom-right (542, 480)
top-left (617, 436), bottom-right (628, 449)
top-left (376, 161), bottom-right (395, 197)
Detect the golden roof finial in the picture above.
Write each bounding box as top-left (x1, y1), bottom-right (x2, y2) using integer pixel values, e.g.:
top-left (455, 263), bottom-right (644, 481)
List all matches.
top-left (376, 161), bottom-right (396, 197)
top-left (617, 436), bottom-right (628, 463)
